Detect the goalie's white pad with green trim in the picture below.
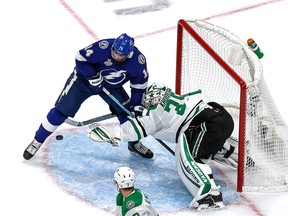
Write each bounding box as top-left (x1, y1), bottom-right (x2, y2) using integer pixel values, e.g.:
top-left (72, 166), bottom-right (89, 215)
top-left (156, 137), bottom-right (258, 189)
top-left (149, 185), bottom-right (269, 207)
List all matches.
top-left (87, 123), bottom-right (121, 146)
top-left (175, 134), bottom-right (221, 207)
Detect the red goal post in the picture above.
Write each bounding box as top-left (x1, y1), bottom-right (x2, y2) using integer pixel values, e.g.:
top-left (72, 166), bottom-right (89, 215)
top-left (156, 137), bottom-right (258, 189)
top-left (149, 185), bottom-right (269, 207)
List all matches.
top-left (175, 19), bottom-right (288, 192)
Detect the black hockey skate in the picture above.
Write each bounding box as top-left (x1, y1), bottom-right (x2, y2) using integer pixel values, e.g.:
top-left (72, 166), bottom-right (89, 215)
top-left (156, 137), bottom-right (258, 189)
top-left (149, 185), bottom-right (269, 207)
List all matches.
top-left (128, 141), bottom-right (154, 159)
top-left (191, 192), bottom-right (225, 210)
top-left (23, 139), bottom-right (43, 160)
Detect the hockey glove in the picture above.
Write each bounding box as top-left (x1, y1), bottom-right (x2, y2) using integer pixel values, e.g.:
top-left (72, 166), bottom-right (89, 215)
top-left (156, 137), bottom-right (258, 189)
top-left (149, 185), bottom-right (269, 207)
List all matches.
top-left (88, 73), bottom-right (104, 92)
top-left (129, 105), bottom-right (145, 117)
top-left (87, 123), bottom-right (121, 146)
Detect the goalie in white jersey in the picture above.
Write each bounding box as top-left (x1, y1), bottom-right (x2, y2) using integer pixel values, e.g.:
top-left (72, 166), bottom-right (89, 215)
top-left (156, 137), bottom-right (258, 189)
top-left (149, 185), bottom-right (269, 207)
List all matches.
top-left (89, 82), bottom-right (234, 210)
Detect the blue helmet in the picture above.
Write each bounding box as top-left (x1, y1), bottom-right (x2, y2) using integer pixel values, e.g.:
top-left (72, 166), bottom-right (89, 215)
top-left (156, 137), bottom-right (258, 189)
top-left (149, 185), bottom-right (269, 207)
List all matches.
top-left (112, 33), bottom-right (134, 56)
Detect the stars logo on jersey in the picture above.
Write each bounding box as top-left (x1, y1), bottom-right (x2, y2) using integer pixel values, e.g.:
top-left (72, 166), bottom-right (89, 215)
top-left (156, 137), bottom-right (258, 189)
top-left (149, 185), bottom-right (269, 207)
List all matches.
top-left (126, 200), bottom-right (136, 209)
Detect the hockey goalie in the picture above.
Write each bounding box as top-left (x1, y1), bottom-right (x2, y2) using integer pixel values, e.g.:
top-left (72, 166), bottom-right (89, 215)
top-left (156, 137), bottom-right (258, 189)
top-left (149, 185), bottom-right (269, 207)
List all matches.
top-left (88, 82), bottom-right (235, 210)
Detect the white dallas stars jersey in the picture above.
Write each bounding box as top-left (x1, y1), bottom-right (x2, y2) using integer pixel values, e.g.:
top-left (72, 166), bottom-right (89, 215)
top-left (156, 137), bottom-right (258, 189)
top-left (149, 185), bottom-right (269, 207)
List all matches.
top-left (121, 88), bottom-right (205, 143)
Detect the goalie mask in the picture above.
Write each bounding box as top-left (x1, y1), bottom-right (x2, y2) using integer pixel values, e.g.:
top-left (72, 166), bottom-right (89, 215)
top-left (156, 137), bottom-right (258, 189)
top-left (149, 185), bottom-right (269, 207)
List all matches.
top-left (114, 166), bottom-right (135, 189)
top-left (143, 82), bottom-right (167, 108)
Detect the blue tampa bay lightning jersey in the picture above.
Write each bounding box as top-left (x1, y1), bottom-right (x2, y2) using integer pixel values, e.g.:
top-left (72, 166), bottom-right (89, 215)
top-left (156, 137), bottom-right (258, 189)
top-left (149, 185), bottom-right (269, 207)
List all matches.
top-left (75, 38), bottom-right (149, 107)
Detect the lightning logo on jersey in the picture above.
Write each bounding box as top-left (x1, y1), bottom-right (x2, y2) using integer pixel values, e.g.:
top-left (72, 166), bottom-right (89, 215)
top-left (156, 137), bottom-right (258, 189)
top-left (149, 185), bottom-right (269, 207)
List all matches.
top-left (103, 69), bottom-right (127, 85)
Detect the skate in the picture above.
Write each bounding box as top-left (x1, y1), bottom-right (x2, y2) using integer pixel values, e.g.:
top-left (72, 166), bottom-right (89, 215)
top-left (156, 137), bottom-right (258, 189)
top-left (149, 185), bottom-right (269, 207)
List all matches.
top-left (128, 141), bottom-right (154, 159)
top-left (190, 192), bottom-right (225, 210)
top-left (23, 139), bottom-right (43, 160)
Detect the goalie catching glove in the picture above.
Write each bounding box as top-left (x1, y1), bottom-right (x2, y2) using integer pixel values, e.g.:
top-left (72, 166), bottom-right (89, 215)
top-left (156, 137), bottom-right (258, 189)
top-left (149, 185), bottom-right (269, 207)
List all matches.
top-left (87, 123), bottom-right (121, 146)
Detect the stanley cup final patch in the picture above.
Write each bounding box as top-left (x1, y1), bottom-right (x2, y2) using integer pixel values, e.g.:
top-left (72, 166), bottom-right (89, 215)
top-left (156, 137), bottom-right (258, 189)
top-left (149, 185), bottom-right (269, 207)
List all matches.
top-left (138, 54), bottom-right (146, 64)
top-left (99, 40), bottom-right (109, 49)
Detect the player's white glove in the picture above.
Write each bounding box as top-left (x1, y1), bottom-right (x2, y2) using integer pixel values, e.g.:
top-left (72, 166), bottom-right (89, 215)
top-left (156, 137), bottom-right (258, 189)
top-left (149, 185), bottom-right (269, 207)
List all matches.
top-left (88, 73), bottom-right (104, 92)
top-left (87, 123), bottom-right (121, 146)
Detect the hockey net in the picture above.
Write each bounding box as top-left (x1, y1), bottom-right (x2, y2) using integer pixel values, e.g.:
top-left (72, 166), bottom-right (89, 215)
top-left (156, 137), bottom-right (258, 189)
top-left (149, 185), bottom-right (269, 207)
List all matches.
top-left (175, 19), bottom-right (288, 192)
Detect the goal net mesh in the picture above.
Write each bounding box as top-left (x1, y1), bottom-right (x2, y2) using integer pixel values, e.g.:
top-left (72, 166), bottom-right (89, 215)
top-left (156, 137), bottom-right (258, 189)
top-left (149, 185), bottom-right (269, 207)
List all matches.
top-left (176, 19), bottom-right (288, 192)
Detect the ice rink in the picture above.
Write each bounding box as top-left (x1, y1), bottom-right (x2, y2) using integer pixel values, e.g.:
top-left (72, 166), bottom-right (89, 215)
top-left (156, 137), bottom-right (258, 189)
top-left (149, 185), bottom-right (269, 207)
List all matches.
top-left (1, 0), bottom-right (288, 215)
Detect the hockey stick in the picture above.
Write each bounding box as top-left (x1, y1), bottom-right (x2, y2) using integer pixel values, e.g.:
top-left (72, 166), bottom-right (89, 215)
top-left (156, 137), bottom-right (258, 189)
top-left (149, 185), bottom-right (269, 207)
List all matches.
top-left (156, 138), bottom-right (175, 156)
top-left (64, 87), bottom-right (126, 127)
top-left (182, 89), bottom-right (202, 96)
top-left (65, 89), bottom-right (202, 127)
top-left (65, 113), bottom-right (115, 126)
top-left (65, 87), bottom-right (134, 127)
top-left (102, 87), bottom-right (134, 117)
top-left (65, 86), bottom-right (136, 127)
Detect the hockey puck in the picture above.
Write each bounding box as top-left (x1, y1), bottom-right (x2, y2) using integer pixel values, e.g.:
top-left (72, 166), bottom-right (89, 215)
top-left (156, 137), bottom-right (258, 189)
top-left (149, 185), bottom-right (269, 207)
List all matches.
top-left (56, 135), bottom-right (63, 140)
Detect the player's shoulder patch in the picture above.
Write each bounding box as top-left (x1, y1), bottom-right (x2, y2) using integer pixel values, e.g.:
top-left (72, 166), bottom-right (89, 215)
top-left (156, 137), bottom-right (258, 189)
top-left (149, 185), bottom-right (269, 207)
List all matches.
top-left (138, 54), bottom-right (146, 65)
top-left (126, 200), bottom-right (136, 209)
top-left (99, 40), bottom-right (109, 49)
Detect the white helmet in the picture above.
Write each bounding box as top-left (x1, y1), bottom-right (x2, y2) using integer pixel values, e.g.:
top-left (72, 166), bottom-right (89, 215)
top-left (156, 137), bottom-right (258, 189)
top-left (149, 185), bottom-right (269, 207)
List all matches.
top-left (114, 166), bottom-right (135, 188)
top-left (143, 82), bottom-right (167, 108)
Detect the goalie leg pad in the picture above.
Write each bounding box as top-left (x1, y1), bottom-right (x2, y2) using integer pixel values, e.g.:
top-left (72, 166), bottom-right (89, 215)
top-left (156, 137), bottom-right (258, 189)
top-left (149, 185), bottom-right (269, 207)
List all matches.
top-left (175, 134), bottom-right (224, 210)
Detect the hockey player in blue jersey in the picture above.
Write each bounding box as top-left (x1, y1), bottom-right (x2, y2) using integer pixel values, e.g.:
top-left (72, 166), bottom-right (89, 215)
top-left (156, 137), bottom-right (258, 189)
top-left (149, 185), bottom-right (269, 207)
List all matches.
top-left (23, 33), bottom-right (153, 160)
